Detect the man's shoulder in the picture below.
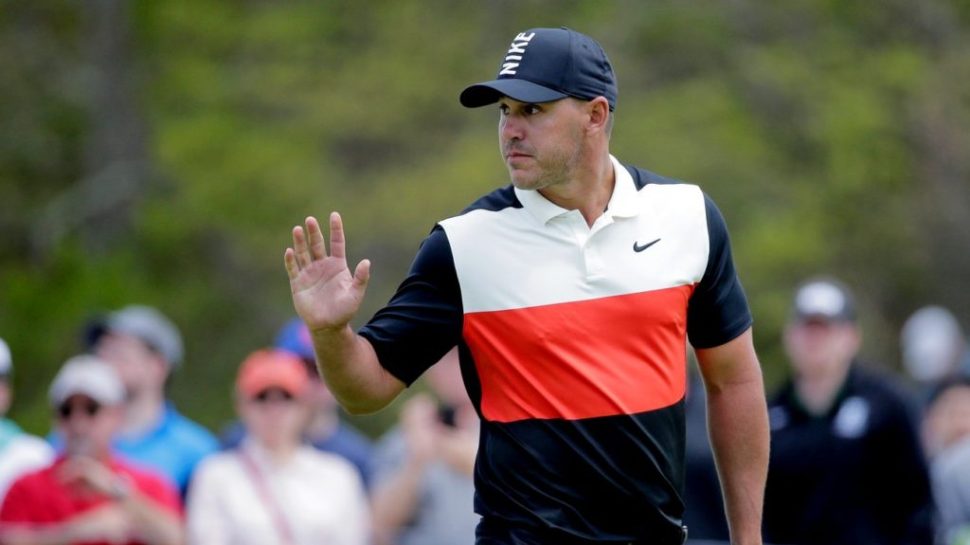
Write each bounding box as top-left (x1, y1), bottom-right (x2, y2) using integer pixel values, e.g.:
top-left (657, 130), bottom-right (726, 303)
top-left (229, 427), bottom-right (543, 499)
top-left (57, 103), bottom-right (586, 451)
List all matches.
top-left (459, 185), bottom-right (520, 215)
top-left (435, 185), bottom-right (523, 238)
top-left (160, 404), bottom-right (219, 453)
top-left (623, 163), bottom-right (688, 188)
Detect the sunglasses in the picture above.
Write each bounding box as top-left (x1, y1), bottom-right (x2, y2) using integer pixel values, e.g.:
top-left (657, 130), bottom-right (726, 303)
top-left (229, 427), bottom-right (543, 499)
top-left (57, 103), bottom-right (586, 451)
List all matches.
top-left (57, 400), bottom-right (102, 420)
top-left (251, 389), bottom-right (295, 404)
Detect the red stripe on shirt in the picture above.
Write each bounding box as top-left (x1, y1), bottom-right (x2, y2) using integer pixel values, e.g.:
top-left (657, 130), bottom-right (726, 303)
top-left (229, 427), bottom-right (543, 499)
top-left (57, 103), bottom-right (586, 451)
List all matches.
top-left (464, 285), bottom-right (693, 422)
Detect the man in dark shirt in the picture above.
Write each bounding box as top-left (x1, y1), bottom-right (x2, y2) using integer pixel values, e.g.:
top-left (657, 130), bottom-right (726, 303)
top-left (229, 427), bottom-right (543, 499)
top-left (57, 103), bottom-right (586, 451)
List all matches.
top-left (763, 277), bottom-right (934, 545)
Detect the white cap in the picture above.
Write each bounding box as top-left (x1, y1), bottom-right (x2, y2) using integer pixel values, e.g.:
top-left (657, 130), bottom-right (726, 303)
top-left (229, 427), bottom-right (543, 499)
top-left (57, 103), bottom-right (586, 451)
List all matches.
top-left (0, 338), bottom-right (10, 376)
top-left (901, 305), bottom-right (965, 383)
top-left (48, 355), bottom-right (125, 407)
top-left (792, 278), bottom-right (856, 323)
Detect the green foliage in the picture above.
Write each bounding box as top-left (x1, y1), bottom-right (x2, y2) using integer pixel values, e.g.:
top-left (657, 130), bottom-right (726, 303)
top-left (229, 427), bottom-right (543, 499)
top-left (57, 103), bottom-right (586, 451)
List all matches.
top-left (1, 0), bottom-right (969, 436)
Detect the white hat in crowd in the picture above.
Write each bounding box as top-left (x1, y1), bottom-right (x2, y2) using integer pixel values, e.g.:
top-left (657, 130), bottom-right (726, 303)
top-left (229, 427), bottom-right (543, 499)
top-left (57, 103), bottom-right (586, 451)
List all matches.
top-left (48, 355), bottom-right (125, 407)
top-left (901, 305), bottom-right (965, 383)
top-left (0, 338), bottom-right (10, 376)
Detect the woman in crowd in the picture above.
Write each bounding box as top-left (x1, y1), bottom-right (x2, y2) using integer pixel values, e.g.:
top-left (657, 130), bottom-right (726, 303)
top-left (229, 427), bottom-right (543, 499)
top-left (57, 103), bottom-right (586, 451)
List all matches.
top-left (186, 349), bottom-right (370, 545)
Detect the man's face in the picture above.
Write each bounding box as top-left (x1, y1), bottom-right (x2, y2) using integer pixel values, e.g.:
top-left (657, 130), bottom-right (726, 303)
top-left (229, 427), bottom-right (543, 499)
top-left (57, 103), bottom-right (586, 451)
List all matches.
top-left (783, 318), bottom-right (860, 380)
top-left (498, 97), bottom-right (588, 191)
top-left (94, 331), bottom-right (168, 399)
top-left (55, 394), bottom-right (121, 457)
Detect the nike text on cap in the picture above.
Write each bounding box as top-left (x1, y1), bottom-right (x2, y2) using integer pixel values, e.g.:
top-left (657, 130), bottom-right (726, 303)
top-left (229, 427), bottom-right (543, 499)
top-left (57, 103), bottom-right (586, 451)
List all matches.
top-left (791, 277), bottom-right (856, 323)
top-left (459, 27), bottom-right (617, 111)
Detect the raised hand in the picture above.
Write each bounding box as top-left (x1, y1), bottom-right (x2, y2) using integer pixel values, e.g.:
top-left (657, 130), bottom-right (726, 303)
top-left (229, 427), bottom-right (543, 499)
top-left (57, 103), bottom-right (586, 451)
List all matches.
top-left (284, 213), bottom-right (371, 333)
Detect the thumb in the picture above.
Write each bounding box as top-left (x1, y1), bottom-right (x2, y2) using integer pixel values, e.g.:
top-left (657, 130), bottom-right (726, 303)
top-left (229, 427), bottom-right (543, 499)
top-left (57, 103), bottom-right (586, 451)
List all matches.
top-left (353, 259), bottom-right (371, 291)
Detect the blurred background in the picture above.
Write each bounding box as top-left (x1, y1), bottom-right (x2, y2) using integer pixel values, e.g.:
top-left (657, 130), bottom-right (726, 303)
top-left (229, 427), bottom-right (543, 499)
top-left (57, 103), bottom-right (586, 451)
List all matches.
top-left (1, 0), bottom-right (968, 437)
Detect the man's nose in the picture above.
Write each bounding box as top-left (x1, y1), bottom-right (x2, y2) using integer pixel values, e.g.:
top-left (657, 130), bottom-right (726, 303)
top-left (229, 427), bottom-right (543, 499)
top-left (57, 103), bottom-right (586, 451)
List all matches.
top-left (500, 115), bottom-right (524, 141)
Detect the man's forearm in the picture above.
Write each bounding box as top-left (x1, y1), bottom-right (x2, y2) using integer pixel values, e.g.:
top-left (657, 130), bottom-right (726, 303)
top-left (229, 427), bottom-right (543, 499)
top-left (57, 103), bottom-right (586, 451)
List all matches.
top-left (706, 377), bottom-right (769, 545)
top-left (311, 325), bottom-right (405, 414)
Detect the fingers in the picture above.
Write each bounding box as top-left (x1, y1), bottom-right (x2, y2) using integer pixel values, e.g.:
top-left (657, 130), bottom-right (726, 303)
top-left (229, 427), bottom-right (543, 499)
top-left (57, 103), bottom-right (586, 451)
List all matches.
top-left (283, 248), bottom-right (300, 280)
top-left (293, 223), bottom-right (312, 269)
top-left (353, 259), bottom-right (371, 290)
top-left (329, 211), bottom-right (346, 260)
top-left (307, 216), bottom-right (327, 260)
top-left (286, 215), bottom-right (329, 276)
top-left (283, 213), bottom-right (357, 280)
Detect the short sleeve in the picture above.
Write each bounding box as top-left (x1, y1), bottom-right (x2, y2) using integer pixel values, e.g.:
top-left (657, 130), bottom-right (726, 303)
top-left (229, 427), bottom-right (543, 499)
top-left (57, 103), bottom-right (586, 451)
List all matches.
top-left (0, 477), bottom-right (32, 522)
top-left (359, 226), bottom-right (463, 386)
top-left (687, 195), bottom-right (752, 348)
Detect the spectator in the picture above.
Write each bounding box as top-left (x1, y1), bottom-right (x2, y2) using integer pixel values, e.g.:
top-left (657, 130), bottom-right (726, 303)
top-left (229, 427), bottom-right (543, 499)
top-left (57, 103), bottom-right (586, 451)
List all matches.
top-left (75, 305), bottom-right (218, 495)
top-left (763, 277), bottom-right (934, 545)
top-left (220, 318), bottom-right (374, 487)
top-left (0, 337), bottom-right (54, 500)
top-left (0, 355), bottom-right (183, 545)
top-left (370, 348), bottom-right (478, 545)
top-left (901, 305), bottom-right (970, 390)
top-left (923, 376), bottom-right (970, 544)
top-left (187, 349), bottom-right (369, 545)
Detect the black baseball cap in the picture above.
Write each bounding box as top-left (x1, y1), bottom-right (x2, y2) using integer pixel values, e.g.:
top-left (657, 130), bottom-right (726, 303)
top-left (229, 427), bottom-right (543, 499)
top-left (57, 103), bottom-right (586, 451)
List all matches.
top-left (459, 27), bottom-right (617, 111)
top-left (791, 277), bottom-right (857, 323)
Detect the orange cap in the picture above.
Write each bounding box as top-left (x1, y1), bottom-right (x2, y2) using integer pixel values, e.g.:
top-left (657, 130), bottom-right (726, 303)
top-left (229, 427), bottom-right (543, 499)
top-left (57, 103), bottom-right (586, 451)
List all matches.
top-left (236, 349), bottom-right (309, 398)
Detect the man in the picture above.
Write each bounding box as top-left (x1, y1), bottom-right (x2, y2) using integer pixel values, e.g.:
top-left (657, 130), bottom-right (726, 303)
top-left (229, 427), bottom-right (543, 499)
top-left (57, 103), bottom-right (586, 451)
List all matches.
top-left (763, 277), bottom-right (934, 545)
top-left (0, 337), bottom-right (54, 500)
top-left (0, 355), bottom-right (183, 545)
top-left (900, 305), bottom-right (970, 390)
top-left (284, 27), bottom-right (768, 544)
top-left (82, 305), bottom-right (218, 495)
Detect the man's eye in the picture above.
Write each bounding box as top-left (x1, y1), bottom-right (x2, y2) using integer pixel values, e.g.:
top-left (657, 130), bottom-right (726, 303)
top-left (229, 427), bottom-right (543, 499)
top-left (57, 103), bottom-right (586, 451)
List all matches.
top-left (525, 104), bottom-right (541, 115)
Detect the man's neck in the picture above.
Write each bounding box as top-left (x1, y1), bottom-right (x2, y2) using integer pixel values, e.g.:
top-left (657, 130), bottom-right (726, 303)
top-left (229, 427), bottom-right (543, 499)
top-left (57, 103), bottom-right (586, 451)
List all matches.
top-left (538, 151), bottom-right (614, 227)
top-left (795, 364), bottom-right (851, 416)
top-left (122, 392), bottom-right (166, 437)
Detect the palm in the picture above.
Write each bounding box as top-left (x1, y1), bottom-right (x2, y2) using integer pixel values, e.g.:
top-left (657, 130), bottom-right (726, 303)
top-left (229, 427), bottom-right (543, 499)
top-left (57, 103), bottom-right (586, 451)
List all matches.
top-left (284, 213), bottom-right (370, 332)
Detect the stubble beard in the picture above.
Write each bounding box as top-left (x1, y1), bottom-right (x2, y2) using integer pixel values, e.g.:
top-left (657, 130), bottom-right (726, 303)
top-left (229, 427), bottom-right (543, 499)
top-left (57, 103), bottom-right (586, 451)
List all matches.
top-left (507, 138), bottom-right (585, 192)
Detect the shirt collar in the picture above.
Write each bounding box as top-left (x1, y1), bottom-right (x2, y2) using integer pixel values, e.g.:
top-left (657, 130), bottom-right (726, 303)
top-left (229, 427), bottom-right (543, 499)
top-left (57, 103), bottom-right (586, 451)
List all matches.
top-left (605, 155), bottom-right (639, 219)
top-left (514, 154), bottom-right (640, 225)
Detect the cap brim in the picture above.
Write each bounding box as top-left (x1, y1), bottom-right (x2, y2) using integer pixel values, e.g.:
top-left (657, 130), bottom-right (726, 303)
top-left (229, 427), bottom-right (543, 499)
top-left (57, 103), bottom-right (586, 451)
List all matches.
top-left (460, 79), bottom-right (568, 108)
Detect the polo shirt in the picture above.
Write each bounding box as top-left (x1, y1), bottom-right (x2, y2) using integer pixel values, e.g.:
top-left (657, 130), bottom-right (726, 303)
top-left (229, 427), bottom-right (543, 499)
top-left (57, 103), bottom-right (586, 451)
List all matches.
top-left (359, 156), bottom-right (751, 542)
top-left (0, 455), bottom-right (181, 545)
top-left (763, 364), bottom-right (934, 545)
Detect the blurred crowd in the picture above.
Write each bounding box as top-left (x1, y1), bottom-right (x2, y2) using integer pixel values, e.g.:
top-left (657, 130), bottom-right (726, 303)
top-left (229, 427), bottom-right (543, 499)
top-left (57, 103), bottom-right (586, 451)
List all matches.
top-left (0, 280), bottom-right (967, 545)
top-left (0, 307), bottom-right (478, 545)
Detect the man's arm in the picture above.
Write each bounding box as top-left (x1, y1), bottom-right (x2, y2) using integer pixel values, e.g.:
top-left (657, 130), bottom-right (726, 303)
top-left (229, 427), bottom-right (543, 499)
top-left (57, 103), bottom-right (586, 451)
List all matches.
top-left (694, 327), bottom-right (769, 545)
top-left (285, 213), bottom-right (405, 414)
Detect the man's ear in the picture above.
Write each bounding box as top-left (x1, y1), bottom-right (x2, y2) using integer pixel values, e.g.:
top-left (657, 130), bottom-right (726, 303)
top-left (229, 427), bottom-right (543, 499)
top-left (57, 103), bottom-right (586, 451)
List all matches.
top-left (586, 97), bottom-right (611, 133)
